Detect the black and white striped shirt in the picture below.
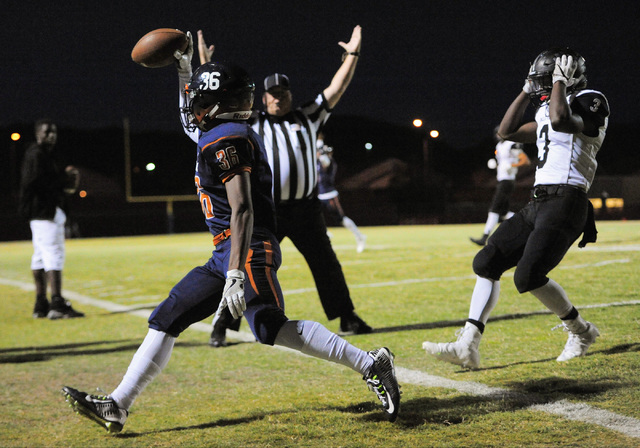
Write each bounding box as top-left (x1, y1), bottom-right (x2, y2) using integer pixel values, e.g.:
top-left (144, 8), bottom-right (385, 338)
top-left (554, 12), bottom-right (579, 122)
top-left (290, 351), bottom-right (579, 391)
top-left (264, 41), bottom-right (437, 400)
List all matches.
top-left (251, 93), bottom-right (331, 204)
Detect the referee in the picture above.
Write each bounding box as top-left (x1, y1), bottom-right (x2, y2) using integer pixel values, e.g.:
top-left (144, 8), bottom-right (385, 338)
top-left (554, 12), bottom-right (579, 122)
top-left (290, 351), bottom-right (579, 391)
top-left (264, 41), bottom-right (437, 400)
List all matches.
top-left (199, 26), bottom-right (372, 346)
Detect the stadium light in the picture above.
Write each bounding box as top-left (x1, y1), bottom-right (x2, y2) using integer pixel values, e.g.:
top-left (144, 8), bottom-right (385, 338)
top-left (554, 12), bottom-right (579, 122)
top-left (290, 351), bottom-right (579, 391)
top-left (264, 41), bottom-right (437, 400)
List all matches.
top-left (364, 142), bottom-right (373, 151)
top-left (412, 119), bottom-right (423, 128)
top-left (11, 132), bottom-right (21, 141)
top-left (146, 163), bottom-right (156, 172)
top-left (429, 129), bottom-right (440, 139)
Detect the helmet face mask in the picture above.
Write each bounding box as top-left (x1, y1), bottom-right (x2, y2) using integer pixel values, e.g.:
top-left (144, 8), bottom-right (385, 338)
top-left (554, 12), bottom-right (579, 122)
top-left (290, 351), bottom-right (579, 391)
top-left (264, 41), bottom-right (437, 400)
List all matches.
top-left (527, 47), bottom-right (587, 107)
top-left (181, 61), bottom-right (255, 131)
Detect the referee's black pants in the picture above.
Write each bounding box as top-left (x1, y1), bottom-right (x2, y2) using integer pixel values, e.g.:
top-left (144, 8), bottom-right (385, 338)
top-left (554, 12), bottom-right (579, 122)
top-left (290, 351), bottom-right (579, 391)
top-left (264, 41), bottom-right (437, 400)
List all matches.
top-left (275, 196), bottom-right (355, 320)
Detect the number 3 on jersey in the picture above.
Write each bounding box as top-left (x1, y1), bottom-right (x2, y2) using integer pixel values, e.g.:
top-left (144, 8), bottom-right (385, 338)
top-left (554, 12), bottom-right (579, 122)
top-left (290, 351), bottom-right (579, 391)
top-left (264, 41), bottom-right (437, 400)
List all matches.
top-left (194, 175), bottom-right (214, 219)
top-left (537, 124), bottom-right (550, 169)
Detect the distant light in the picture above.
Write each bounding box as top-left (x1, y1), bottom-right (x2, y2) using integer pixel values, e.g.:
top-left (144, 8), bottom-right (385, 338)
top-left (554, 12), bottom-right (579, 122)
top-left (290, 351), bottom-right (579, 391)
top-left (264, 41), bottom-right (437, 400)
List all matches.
top-left (412, 119), bottom-right (423, 128)
top-left (10, 132), bottom-right (21, 141)
top-left (429, 130), bottom-right (440, 139)
top-left (79, 190), bottom-right (87, 198)
top-left (146, 163), bottom-right (156, 171)
top-left (364, 142), bottom-right (373, 151)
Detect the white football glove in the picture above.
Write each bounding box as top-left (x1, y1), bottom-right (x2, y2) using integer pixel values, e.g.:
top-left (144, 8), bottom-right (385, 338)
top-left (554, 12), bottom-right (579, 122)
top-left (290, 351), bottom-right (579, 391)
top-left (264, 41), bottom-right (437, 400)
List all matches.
top-left (522, 63), bottom-right (535, 95)
top-left (174, 31), bottom-right (194, 75)
top-left (552, 55), bottom-right (577, 87)
top-left (219, 269), bottom-right (246, 319)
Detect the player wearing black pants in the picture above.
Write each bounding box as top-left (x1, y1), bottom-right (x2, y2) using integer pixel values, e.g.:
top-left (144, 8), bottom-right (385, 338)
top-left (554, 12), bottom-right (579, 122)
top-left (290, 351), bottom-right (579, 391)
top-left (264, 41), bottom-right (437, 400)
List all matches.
top-left (423, 47), bottom-right (609, 368)
top-left (198, 26), bottom-right (372, 346)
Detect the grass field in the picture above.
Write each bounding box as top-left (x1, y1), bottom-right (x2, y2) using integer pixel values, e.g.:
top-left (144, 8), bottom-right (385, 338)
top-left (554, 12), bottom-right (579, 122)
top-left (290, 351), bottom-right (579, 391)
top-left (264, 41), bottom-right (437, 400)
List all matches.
top-left (1, 222), bottom-right (639, 447)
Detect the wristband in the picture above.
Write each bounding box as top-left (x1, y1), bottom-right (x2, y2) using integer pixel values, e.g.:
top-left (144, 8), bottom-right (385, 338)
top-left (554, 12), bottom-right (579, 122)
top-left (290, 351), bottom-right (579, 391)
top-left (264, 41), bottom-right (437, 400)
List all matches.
top-left (342, 51), bottom-right (360, 62)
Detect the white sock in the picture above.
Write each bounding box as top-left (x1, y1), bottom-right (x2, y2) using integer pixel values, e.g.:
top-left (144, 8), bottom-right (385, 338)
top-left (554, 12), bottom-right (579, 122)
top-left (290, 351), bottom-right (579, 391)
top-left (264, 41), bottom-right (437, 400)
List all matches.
top-left (342, 216), bottom-right (363, 239)
top-left (483, 212), bottom-right (500, 235)
top-left (468, 276), bottom-right (500, 324)
top-left (504, 211), bottom-right (515, 219)
top-left (110, 329), bottom-right (176, 410)
top-left (274, 320), bottom-right (372, 375)
top-left (529, 278), bottom-right (575, 319)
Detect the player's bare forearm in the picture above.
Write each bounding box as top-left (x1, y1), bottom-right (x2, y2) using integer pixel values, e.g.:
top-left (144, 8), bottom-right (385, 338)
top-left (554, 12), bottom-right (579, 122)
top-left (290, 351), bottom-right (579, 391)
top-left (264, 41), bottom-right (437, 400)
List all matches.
top-left (498, 92), bottom-right (536, 143)
top-left (226, 172), bottom-right (254, 271)
top-left (549, 83), bottom-right (584, 134)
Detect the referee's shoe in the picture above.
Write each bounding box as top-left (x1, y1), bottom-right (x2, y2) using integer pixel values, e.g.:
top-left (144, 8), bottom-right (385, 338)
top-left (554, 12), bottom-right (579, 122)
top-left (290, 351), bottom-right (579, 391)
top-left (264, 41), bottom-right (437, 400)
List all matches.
top-left (339, 311), bottom-right (372, 335)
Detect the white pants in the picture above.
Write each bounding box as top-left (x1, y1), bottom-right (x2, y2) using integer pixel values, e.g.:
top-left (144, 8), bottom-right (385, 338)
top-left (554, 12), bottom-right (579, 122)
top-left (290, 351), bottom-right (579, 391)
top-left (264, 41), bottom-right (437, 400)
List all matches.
top-left (30, 207), bottom-right (66, 271)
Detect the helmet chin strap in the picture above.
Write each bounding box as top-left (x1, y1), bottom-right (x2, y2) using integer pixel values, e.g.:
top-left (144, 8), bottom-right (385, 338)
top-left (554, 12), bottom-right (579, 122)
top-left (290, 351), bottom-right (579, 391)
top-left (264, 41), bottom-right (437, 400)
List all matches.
top-left (205, 103), bottom-right (221, 121)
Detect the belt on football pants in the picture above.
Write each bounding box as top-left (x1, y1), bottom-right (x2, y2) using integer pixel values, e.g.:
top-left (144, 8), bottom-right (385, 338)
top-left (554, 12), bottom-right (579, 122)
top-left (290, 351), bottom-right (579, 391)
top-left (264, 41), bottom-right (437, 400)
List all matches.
top-left (213, 228), bottom-right (231, 247)
top-left (531, 184), bottom-right (585, 200)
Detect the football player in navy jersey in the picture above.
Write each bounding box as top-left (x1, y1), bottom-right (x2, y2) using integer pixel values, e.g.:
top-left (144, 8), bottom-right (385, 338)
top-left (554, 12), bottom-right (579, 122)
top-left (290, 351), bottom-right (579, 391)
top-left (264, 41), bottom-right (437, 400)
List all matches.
top-left (61, 37), bottom-right (400, 433)
top-left (423, 47), bottom-right (609, 369)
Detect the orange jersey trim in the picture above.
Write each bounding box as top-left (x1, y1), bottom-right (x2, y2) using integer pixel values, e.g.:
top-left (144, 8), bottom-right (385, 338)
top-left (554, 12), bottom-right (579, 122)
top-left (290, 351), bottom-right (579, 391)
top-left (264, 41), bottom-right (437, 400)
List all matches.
top-left (221, 166), bottom-right (251, 184)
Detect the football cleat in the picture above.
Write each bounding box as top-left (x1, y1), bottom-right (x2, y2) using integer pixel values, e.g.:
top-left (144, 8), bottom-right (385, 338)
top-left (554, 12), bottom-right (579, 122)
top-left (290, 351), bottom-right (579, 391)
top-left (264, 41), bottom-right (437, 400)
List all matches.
top-left (62, 386), bottom-right (128, 434)
top-left (47, 296), bottom-right (84, 319)
top-left (32, 295), bottom-right (49, 318)
top-left (469, 234), bottom-right (488, 246)
top-left (364, 347), bottom-right (401, 422)
top-left (555, 322), bottom-right (600, 362)
top-left (422, 324), bottom-right (482, 369)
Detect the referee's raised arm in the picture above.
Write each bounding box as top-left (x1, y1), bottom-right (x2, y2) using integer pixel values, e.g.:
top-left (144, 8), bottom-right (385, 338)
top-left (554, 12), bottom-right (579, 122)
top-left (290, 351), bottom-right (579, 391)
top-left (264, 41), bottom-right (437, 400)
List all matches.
top-left (323, 25), bottom-right (362, 109)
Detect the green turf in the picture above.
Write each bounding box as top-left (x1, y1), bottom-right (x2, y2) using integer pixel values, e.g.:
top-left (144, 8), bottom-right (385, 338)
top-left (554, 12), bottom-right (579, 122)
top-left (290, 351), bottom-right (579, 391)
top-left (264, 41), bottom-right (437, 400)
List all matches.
top-left (1, 222), bottom-right (639, 447)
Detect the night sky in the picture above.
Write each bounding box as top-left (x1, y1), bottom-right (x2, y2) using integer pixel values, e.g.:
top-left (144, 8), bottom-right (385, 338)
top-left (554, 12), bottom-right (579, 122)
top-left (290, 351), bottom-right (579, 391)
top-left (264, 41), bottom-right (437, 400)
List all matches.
top-left (2, 1), bottom-right (639, 147)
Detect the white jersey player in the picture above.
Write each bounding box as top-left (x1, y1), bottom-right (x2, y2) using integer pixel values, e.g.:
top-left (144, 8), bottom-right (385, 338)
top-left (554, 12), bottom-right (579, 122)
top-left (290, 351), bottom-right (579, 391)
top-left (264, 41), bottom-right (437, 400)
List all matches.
top-left (425, 47), bottom-right (609, 369)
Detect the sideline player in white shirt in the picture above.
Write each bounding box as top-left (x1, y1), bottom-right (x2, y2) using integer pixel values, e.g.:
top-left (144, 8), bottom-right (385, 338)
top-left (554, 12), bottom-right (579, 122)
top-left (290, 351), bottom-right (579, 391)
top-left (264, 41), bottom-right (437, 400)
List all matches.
top-left (423, 47), bottom-right (609, 368)
top-left (471, 135), bottom-right (531, 246)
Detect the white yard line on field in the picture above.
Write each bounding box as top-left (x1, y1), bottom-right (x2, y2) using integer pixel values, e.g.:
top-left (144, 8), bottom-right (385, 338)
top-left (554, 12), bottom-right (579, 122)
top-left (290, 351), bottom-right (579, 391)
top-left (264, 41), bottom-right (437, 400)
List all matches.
top-left (2, 276), bottom-right (639, 439)
top-left (280, 258), bottom-right (631, 296)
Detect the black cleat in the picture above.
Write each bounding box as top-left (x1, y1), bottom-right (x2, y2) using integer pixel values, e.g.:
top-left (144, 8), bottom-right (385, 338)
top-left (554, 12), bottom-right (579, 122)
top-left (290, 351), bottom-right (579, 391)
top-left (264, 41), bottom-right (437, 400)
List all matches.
top-left (62, 386), bottom-right (128, 434)
top-left (469, 234), bottom-right (488, 246)
top-left (48, 296), bottom-right (84, 319)
top-left (208, 307), bottom-right (241, 348)
top-left (364, 347), bottom-right (401, 422)
top-left (32, 295), bottom-right (50, 318)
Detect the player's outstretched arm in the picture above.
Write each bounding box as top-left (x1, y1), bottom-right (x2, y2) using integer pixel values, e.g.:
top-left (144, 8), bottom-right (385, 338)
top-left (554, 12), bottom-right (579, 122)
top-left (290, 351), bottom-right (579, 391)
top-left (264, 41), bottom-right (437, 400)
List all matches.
top-left (324, 25), bottom-right (362, 109)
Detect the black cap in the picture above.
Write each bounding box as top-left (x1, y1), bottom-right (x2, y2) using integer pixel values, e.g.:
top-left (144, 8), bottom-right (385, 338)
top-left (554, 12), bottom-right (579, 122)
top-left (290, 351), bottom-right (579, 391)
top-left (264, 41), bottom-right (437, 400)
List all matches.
top-left (264, 73), bottom-right (290, 91)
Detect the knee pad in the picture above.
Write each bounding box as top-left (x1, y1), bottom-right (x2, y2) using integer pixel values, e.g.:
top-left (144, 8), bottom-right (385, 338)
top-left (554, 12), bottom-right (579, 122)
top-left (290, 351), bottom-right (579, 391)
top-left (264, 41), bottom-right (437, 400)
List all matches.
top-left (472, 246), bottom-right (503, 280)
top-left (246, 306), bottom-right (288, 345)
top-left (513, 265), bottom-right (547, 294)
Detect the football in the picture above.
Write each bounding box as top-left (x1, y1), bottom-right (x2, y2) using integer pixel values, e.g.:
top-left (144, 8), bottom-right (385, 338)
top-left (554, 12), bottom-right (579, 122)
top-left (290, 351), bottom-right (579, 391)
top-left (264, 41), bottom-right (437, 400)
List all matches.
top-left (131, 28), bottom-right (188, 68)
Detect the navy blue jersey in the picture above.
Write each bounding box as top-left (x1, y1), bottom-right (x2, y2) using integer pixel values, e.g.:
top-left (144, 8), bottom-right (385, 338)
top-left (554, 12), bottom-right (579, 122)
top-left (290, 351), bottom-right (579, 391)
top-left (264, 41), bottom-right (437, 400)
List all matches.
top-left (195, 121), bottom-right (276, 235)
